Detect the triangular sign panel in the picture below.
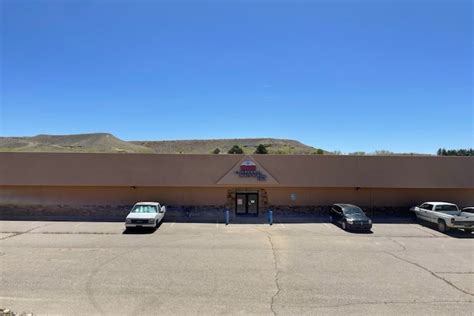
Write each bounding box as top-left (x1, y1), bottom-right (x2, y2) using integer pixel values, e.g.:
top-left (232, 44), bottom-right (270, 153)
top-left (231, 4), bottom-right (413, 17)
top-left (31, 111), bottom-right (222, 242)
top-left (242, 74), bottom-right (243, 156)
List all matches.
top-left (216, 156), bottom-right (279, 185)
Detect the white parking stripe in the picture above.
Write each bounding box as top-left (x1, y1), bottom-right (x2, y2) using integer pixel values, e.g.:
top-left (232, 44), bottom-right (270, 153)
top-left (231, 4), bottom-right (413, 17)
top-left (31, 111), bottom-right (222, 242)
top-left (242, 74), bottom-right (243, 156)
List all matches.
top-left (323, 223), bottom-right (336, 230)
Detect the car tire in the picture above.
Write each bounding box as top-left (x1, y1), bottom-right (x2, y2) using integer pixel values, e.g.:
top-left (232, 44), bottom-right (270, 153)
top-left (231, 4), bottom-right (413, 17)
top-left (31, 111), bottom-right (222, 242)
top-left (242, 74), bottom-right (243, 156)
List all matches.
top-left (438, 220), bottom-right (448, 233)
top-left (341, 220), bottom-right (347, 231)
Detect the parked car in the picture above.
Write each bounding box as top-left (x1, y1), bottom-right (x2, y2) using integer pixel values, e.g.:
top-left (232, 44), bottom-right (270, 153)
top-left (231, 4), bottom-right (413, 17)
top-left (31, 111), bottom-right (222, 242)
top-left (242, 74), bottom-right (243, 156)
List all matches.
top-left (125, 202), bottom-right (166, 229)
top-left (329, 204), bottom-right (372, 231)
top-left (462, 207), bottom-right (474, 214)
top-left (410, 202), bottom-right (474, 233)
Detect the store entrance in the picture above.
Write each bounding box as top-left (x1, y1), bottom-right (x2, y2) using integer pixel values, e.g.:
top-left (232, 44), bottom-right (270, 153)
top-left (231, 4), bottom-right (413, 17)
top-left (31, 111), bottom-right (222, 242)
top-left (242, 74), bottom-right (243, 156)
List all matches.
top-left (235, 193), bottom-right (259, 216)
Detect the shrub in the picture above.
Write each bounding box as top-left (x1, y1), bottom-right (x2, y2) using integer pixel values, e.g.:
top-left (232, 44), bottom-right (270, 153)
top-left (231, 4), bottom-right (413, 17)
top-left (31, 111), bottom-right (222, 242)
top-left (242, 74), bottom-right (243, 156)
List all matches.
top-left (255, 144), bottom-right (268, 154)
top-left (228, 145), bottom-right (244, 154)
top-left (212, 148), bottom-right (220, 154)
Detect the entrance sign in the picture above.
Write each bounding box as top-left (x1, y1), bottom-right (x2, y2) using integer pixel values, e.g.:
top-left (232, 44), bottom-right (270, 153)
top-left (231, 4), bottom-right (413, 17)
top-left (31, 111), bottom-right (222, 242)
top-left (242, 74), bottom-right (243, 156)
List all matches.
top-left (216, 155), bottom-right (279, 185)
top-left (235, 160), bottom-right (267, 181)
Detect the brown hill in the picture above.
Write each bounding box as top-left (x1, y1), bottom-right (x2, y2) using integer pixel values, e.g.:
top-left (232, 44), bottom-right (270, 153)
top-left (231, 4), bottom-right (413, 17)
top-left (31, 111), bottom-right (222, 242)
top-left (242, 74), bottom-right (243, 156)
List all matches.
top-left (133, 138), bottom-right (321, 154)
top-left (0, 133), bottom-right (322, 154)
top-left (0, 133), bottom-right (153, 153)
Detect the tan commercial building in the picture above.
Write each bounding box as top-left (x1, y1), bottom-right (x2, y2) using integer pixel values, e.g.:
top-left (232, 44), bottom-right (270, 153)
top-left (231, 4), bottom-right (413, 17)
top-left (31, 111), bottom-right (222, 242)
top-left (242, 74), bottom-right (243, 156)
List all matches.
top-left (0, 153), bottom-right (473, 221)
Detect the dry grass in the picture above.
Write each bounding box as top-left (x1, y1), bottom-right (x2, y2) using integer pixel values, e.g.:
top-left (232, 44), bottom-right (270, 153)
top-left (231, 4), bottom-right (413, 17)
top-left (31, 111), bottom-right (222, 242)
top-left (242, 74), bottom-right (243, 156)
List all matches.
top-left (0, 134), bottom-right (322, 154)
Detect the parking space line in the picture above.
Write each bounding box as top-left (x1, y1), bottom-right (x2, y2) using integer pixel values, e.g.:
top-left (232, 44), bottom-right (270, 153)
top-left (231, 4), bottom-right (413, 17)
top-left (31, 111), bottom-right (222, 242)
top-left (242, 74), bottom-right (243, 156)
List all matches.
top-left (323, 223), bottom-right (335, 230)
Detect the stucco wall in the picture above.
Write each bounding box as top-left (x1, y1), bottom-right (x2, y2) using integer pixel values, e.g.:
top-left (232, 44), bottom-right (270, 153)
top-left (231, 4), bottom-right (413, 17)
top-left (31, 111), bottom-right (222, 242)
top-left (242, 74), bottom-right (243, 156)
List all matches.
top-left (1, 153), bottom-right (472, 219)
top-left (1, 186), bottom-right (473, 208)
top-left (0, 186), bottom-right (229, 206)
top-left (265, 187), bottom-right (474, 207)
top-left (1, 153), bottom-right (473, 188)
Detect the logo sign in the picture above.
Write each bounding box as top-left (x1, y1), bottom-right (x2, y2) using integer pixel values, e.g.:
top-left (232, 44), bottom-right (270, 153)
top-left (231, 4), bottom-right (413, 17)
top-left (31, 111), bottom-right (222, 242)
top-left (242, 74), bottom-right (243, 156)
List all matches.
top-left (235, 160), bottom-right (267, 181)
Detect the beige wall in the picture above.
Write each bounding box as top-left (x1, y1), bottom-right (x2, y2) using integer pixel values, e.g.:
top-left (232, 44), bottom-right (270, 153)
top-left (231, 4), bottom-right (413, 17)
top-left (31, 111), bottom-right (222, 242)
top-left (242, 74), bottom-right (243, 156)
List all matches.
top-left (0, 186), bottom-right (229, 206)
top-left (1, 186), bottom-right (473, 208)
top-left (1, 153), bottom-right (472, 211)
top-left (1, 153), bottom-right (473, 189)
top-left (265, 187), bottom-right (474, 207)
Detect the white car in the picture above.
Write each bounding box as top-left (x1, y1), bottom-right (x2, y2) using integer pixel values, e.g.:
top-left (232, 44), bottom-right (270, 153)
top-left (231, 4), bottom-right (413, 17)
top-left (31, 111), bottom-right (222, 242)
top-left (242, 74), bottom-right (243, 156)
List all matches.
top-left (410, 202), bottom-right (474, 233)
top-left (462, 207), bottom-right (474, 214)
top-left (125, 202), bottom-right (166, 229)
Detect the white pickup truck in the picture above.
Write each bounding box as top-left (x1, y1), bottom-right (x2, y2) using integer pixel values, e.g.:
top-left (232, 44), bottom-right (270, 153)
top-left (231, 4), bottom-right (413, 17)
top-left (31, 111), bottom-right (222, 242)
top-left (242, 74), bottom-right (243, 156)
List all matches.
top-left (410, 202), bottom-right (474, 233)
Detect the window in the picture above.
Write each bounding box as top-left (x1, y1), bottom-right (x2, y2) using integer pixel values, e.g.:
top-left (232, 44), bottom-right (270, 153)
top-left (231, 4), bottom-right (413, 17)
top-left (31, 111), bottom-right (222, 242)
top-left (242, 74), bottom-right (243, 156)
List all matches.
top-left (435, 204), bottom-right (459, 212)
top-left (343, 206), bottom-right (364, 215)
top-left (422, 204), bottom-right (433, 211)
top-left (131, 205), bottom-right (157, 213)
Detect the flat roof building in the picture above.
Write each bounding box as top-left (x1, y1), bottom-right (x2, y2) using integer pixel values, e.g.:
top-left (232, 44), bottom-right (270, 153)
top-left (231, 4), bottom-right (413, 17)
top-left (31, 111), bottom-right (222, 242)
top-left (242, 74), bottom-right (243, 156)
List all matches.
top-left (0, 153), bottom-right (473, 221)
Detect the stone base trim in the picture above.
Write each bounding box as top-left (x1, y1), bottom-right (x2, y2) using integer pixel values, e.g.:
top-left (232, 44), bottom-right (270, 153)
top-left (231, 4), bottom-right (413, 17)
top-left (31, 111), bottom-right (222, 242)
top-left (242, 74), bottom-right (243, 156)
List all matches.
top-left (0, 204), bottom-right (414, 222)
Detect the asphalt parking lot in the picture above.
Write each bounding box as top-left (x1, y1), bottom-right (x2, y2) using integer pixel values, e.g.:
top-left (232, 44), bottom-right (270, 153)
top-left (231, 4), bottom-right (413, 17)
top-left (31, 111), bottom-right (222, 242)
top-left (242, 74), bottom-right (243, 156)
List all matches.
top-left (0, 220), bottom-right (473, 315)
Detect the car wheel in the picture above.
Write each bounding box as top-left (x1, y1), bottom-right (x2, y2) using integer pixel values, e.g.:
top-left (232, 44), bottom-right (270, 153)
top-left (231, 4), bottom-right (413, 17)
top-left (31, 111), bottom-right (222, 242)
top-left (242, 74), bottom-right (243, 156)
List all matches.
top-left (341, 220), bottom-right (347, 231)
top-left (438, 220), bottom-right (448, 233)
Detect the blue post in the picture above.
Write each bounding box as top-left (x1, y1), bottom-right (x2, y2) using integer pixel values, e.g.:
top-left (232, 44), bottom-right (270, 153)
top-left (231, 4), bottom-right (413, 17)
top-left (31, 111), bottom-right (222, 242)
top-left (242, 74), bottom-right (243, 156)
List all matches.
top-left (268, 209), bottom-right (273, 226)
top-left (225, 209), bottom-right (229, 225)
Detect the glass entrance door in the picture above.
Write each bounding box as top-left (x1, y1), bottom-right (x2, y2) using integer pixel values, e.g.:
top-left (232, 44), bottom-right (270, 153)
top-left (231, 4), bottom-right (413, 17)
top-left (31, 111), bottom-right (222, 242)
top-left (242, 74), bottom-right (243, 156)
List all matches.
top-left (235, 193), bottom-right (259, 216)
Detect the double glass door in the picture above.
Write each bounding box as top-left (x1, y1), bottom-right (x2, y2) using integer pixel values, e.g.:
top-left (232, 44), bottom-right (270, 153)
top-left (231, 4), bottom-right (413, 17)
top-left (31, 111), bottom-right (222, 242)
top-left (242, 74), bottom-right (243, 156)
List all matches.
top-left (235, 193), bottom-right (259, 216)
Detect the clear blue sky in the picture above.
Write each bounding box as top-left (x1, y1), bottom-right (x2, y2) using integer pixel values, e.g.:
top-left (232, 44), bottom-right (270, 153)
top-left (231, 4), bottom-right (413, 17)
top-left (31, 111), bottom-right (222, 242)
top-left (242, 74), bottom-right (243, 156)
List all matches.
top-left (1, 0), bottom-right (472, 154)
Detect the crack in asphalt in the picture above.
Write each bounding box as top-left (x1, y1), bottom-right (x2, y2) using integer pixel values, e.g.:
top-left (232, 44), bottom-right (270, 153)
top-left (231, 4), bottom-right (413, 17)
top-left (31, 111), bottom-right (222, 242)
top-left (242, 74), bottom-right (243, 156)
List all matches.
top-left (384, 251), bottom-right (474, 297)
top-left (254, 227), bottom-right (282, 316)
top-left (387, 237), bottom-right (407, 252)
top-left (266, 234), bottom-right (282, 316)
top-left (0, 223), bottom-right (53, 241)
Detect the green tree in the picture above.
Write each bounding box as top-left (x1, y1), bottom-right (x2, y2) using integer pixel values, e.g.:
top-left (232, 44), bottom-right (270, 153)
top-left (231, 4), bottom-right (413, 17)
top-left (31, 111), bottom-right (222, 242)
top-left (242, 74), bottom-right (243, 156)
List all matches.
top-left (212, 148), bottom-right (221, 154)
top-left (254, 144), bottom-right (268, 154)
top-left (437, 148), bottom-right (473, 156)
top-left (316, 148), bottom-right (324, 155)
top-left (228, 145), bottom-right (244, 154)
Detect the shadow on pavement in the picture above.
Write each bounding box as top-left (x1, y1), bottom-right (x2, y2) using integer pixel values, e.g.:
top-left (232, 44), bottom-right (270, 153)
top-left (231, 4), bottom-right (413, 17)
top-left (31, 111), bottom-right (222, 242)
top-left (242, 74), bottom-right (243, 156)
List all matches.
top-left (416, 219), bottom-right (474, 239)
top-left (329, 222), bottom-right (374, 234)
top-left (122, 221), bottom-right (163, 234)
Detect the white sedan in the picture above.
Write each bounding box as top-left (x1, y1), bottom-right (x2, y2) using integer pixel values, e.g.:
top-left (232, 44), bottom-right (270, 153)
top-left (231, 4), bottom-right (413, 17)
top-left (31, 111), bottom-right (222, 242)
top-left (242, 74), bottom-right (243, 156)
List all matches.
top-left (125, 202), bottom-right (166, 229)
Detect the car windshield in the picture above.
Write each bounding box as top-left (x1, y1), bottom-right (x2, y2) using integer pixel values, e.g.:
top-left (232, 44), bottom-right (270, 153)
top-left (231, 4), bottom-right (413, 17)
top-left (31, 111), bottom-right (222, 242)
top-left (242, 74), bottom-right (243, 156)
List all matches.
top-left (131, 205), bottom-right (157, 213)
top-left (344, 207), bottom-right (364, 215)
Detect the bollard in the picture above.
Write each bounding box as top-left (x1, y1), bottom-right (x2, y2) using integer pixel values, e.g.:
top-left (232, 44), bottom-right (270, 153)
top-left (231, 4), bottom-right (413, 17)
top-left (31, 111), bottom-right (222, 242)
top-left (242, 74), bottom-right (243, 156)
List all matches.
top-left (225, 210), bottom-right (230, 225)
top-left (268, 209), bottom-right (273, 226)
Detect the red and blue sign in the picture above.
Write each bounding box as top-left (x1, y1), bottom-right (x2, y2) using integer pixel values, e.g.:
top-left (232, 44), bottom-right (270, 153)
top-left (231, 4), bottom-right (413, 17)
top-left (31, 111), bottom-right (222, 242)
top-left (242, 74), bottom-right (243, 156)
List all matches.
top-left (235, 160), bottom-right (267, 181)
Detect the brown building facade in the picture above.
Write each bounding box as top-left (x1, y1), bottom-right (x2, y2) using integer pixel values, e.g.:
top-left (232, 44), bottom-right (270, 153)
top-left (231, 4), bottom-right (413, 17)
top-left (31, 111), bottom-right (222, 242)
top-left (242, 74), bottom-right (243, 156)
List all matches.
top-left (0, 153), bottom-right (473, 220)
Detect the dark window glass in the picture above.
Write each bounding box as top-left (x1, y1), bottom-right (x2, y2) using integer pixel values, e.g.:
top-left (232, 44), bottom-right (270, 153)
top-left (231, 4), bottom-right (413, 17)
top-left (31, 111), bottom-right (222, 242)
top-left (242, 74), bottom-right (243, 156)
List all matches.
top-left (435, 205), bottom-right (458, 212)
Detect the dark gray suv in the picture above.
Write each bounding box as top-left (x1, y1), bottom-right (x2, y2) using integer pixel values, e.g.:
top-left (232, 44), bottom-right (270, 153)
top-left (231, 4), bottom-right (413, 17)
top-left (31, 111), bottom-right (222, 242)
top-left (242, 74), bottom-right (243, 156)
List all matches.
top-left (329, 204), bottom-right (372, 231)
